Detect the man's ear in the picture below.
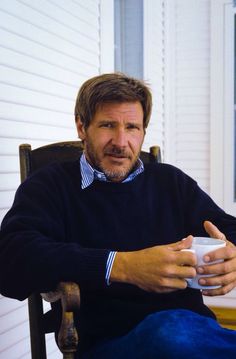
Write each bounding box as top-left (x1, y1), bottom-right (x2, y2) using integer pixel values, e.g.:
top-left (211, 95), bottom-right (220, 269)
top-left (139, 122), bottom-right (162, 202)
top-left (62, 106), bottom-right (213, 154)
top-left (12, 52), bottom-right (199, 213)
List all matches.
top-left (76, 117), bottom-right (86, 140)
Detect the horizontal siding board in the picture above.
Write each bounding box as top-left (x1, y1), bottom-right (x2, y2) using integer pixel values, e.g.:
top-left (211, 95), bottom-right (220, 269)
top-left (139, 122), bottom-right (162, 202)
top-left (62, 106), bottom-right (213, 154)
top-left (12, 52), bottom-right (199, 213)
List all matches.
top-left (0, 156), bottom-right (18, 173)
top-left (0, 28), bottom-right (99, 72)
top-left (0, 296), bottom-right (26, 316)
top-left (0, 321), bottom-right (30, 354)
top-left (0, 138), bottom-right (66, 155)
top-left (176, 18), bottom-right (209, 29)
top-left (0, 48), bottom-right (92, 87)
top-left (0, 25), bottom-right (99, 69)
top-left (0, 44), bottom-right (98, 80)
top-left (176, 76), bottom-right (209, 87)
top-left (0, 65), bottom-right (78, 99)
top-left (176, 123), bottom-right (209, 133)
top-left (174, 114), bottom-right (210, 123)
top-left (0, 24), bottom-right (98, 67)
top-left (51, 0), bottom-right (99, 16)
top-left (176, 47), bottom-right (209, 58)
top-left (176, 136), bottom-right (209, 147)
top-left (0, 338), bottom-right (31, 359)
top-left (176, 57), bottom-right (209, 68)
top-left (24, 0), bottom-right (99, 28)
top-left (177, 54), bottom-right (209, 62)
top-left (176, 87), bottom-right (209, 97)
top-left (176, 96), bottom-right (209, 107)
top-left (176, 107), bottom-right (209, 116)
top-left (0, 6), bottom-right (99, 55)
top-left (176, 68), bottom-right (210, 79)
top-left (0, 174), bottom-right (20, 192)
top-left (0, 120), bottom-right (76, 142)
top-left (0, 105), bottom-right (74, 128)
top-left (177, 142), bottom-right (209, 152)
top-left (0, 84), bottom-right (73, 115)
top-left (0, 304), bottom-right (29, 335)
top-left (2, 0), bottom-right (100, 40)
top-left (0, 190), bottom-right (15, 209)
top-left (177, 36), bottom-right (210, 48)
top-left (176, 150), bottom-right (208, 161)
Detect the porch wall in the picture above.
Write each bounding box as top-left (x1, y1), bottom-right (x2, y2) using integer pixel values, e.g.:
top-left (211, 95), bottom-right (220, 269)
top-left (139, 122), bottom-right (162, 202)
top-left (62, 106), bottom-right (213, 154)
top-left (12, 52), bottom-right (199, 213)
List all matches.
top-left (0, 0), bottom-right (113, 357)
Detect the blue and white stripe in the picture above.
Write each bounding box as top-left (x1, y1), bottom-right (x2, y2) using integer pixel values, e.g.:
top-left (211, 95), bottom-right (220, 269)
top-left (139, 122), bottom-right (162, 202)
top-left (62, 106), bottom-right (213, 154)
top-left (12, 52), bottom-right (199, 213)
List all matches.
top-left (105, 251), bottom-right (117, 285)
top-left (80, 152), bottom-right (144, 189)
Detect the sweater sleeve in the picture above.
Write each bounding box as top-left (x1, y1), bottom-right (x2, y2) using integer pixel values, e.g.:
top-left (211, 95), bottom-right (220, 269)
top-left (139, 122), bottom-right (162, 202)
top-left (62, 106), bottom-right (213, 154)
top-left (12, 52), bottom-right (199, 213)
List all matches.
top-left (0, 167), bottom-right (110, 300)
top-left (178, 169), bottom-right (236, 243)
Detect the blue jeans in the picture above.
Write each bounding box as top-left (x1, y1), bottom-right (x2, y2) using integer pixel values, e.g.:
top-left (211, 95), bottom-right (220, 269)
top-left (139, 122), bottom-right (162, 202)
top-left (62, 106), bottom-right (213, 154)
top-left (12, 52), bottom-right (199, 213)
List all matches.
top-left (81, 309), bottom-right (236, 359)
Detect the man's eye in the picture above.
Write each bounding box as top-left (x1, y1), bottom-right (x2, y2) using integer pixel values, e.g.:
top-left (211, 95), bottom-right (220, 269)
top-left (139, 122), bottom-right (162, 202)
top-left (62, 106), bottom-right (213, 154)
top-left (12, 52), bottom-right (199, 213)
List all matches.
top-left (127, 124), bottom-right (140, 130)
top-left (100, 123), bottom-right (113, 128)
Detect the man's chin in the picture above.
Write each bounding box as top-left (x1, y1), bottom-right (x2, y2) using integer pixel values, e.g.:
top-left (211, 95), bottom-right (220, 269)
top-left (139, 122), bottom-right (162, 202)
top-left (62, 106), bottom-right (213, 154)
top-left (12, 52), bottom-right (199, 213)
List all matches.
top-left (103, 168), bottom-right (130, 182)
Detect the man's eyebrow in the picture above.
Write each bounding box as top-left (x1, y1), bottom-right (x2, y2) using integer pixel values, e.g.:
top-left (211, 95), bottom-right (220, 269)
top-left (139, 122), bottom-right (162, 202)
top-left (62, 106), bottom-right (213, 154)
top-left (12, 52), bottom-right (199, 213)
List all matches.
top-left (98, 119), bottom-right (116, 124)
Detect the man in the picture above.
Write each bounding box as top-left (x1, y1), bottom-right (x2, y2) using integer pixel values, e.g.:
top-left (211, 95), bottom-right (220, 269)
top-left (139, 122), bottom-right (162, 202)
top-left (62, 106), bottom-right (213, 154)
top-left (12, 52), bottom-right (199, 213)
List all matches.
top-left (1, 73), bottom-right (236, 358)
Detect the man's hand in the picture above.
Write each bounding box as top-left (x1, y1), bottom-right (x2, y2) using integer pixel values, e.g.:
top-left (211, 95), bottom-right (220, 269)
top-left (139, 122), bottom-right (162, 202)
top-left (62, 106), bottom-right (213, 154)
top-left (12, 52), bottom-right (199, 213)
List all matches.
top-left (110, 236), bottom-right (197, 293)
top-left (197, 221), bottom-right (236, 296)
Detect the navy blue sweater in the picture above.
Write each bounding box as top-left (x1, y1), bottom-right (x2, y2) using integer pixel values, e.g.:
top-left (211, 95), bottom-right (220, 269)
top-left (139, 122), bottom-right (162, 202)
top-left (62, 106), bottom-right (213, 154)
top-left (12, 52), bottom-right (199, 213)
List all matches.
top-left (1, 160), bottom-right (236, 353)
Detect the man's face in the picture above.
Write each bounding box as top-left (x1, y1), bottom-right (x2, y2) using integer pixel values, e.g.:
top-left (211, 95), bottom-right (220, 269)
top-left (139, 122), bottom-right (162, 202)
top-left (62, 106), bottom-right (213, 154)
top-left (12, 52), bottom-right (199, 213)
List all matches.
top-left (76, 101), bottom-right (145, 182)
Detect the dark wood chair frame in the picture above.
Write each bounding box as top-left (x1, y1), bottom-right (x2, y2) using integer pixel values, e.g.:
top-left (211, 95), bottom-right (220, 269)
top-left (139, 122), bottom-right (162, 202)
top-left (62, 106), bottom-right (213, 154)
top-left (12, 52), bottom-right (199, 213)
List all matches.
top-left (19, 141), bottom-right (161, 359)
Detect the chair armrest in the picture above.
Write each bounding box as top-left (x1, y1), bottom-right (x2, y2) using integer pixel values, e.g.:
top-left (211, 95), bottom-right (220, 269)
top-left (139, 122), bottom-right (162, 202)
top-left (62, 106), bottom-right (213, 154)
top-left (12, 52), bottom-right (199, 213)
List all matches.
top-left (57, 281), bottom-right (81, 312)
top-left (41, 290), bottom-right (61, 302)
top-left (42, 282), bottom-right (80, 357)
top-left (58, 282), bottom-right (80, 355)
top-left (210, 306), bottom-right (236, 330)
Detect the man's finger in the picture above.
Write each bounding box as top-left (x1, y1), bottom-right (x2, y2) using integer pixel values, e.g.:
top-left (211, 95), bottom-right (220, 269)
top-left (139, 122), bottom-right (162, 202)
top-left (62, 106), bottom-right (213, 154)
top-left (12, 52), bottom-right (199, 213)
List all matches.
top-left (203, 221), bottom-right (226, 241)
top-left (168, 235), bottom-right (193, 251)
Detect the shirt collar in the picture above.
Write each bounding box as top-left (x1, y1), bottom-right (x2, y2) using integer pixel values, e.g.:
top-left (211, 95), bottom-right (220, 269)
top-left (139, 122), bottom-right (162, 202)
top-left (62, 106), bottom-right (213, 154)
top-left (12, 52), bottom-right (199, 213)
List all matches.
top-left (80, 152), bottom-right (144, 189)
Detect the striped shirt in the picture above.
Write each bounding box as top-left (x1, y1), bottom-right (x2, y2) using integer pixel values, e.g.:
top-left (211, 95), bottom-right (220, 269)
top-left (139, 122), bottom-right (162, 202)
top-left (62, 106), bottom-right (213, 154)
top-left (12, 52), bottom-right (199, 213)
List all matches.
top-left (80, 152), bottom-right (144, 284)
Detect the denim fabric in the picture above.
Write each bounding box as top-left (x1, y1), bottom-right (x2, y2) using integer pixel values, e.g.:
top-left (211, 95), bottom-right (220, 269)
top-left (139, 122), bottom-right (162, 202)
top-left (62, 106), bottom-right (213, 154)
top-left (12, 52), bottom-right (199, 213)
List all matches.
top-left (81, 309), bottom-right (236, 359)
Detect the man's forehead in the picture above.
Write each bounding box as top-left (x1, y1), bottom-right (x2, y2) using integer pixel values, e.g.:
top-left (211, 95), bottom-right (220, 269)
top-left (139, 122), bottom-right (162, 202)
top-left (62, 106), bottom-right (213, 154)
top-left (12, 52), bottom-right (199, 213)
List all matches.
top-left (96, 101), bottom-right (143, 115)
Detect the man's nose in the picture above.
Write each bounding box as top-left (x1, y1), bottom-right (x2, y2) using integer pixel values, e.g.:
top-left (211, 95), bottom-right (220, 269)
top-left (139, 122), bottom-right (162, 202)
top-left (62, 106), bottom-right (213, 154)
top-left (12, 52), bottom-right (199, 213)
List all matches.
top-left (112, 128), bottom-right (127, 147)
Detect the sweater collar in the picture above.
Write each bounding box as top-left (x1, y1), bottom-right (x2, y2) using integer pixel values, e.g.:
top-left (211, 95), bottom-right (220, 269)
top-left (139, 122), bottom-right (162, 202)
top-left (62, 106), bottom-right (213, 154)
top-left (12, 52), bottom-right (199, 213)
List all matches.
top-left (80, 152), bottom-right (144, 189)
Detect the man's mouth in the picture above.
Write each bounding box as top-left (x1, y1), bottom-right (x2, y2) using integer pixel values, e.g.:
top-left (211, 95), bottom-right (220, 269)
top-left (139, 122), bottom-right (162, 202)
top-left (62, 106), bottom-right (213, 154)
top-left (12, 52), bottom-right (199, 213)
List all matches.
top-left (104, 145), bottom-right (132, 161)
top-left (106, 153), bottom-right (127, 159)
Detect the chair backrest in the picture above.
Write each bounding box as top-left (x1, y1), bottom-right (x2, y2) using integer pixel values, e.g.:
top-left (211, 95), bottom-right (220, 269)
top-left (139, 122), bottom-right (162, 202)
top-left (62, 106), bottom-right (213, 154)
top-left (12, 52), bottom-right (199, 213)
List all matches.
top-left (19, 141), bottom-right (84, 182)
top-left (19, 140), bottom-right (161, 359)
top-left (20, 141), bottom-right (161, 181)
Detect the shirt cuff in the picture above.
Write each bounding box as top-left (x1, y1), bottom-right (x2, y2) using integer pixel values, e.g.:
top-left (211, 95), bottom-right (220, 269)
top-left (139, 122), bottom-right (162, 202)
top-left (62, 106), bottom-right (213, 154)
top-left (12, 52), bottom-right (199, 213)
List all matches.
top-left (105, 251), bottom-right (117, 285)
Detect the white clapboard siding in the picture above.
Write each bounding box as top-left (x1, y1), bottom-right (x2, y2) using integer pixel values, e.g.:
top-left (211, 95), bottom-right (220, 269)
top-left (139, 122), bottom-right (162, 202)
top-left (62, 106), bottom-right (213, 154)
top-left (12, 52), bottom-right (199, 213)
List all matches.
top-left (0, 296), bottom-right (30, 358)
top-left (143, 0), bottom-right (165, 154)
top-left (0, 119), bottom-right (75, 140)
top-left (0, 104), bottom-right (73, 129)
top-left (0, 173), bottom-right (19, 192)
top-left (0, 0), bottom-right (114, 358)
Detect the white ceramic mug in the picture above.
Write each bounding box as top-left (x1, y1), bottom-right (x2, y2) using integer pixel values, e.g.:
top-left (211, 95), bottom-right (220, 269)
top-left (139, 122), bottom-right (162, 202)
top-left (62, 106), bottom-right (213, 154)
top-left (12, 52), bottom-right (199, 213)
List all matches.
top-left (182, 237), bottom-right (226, 290)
